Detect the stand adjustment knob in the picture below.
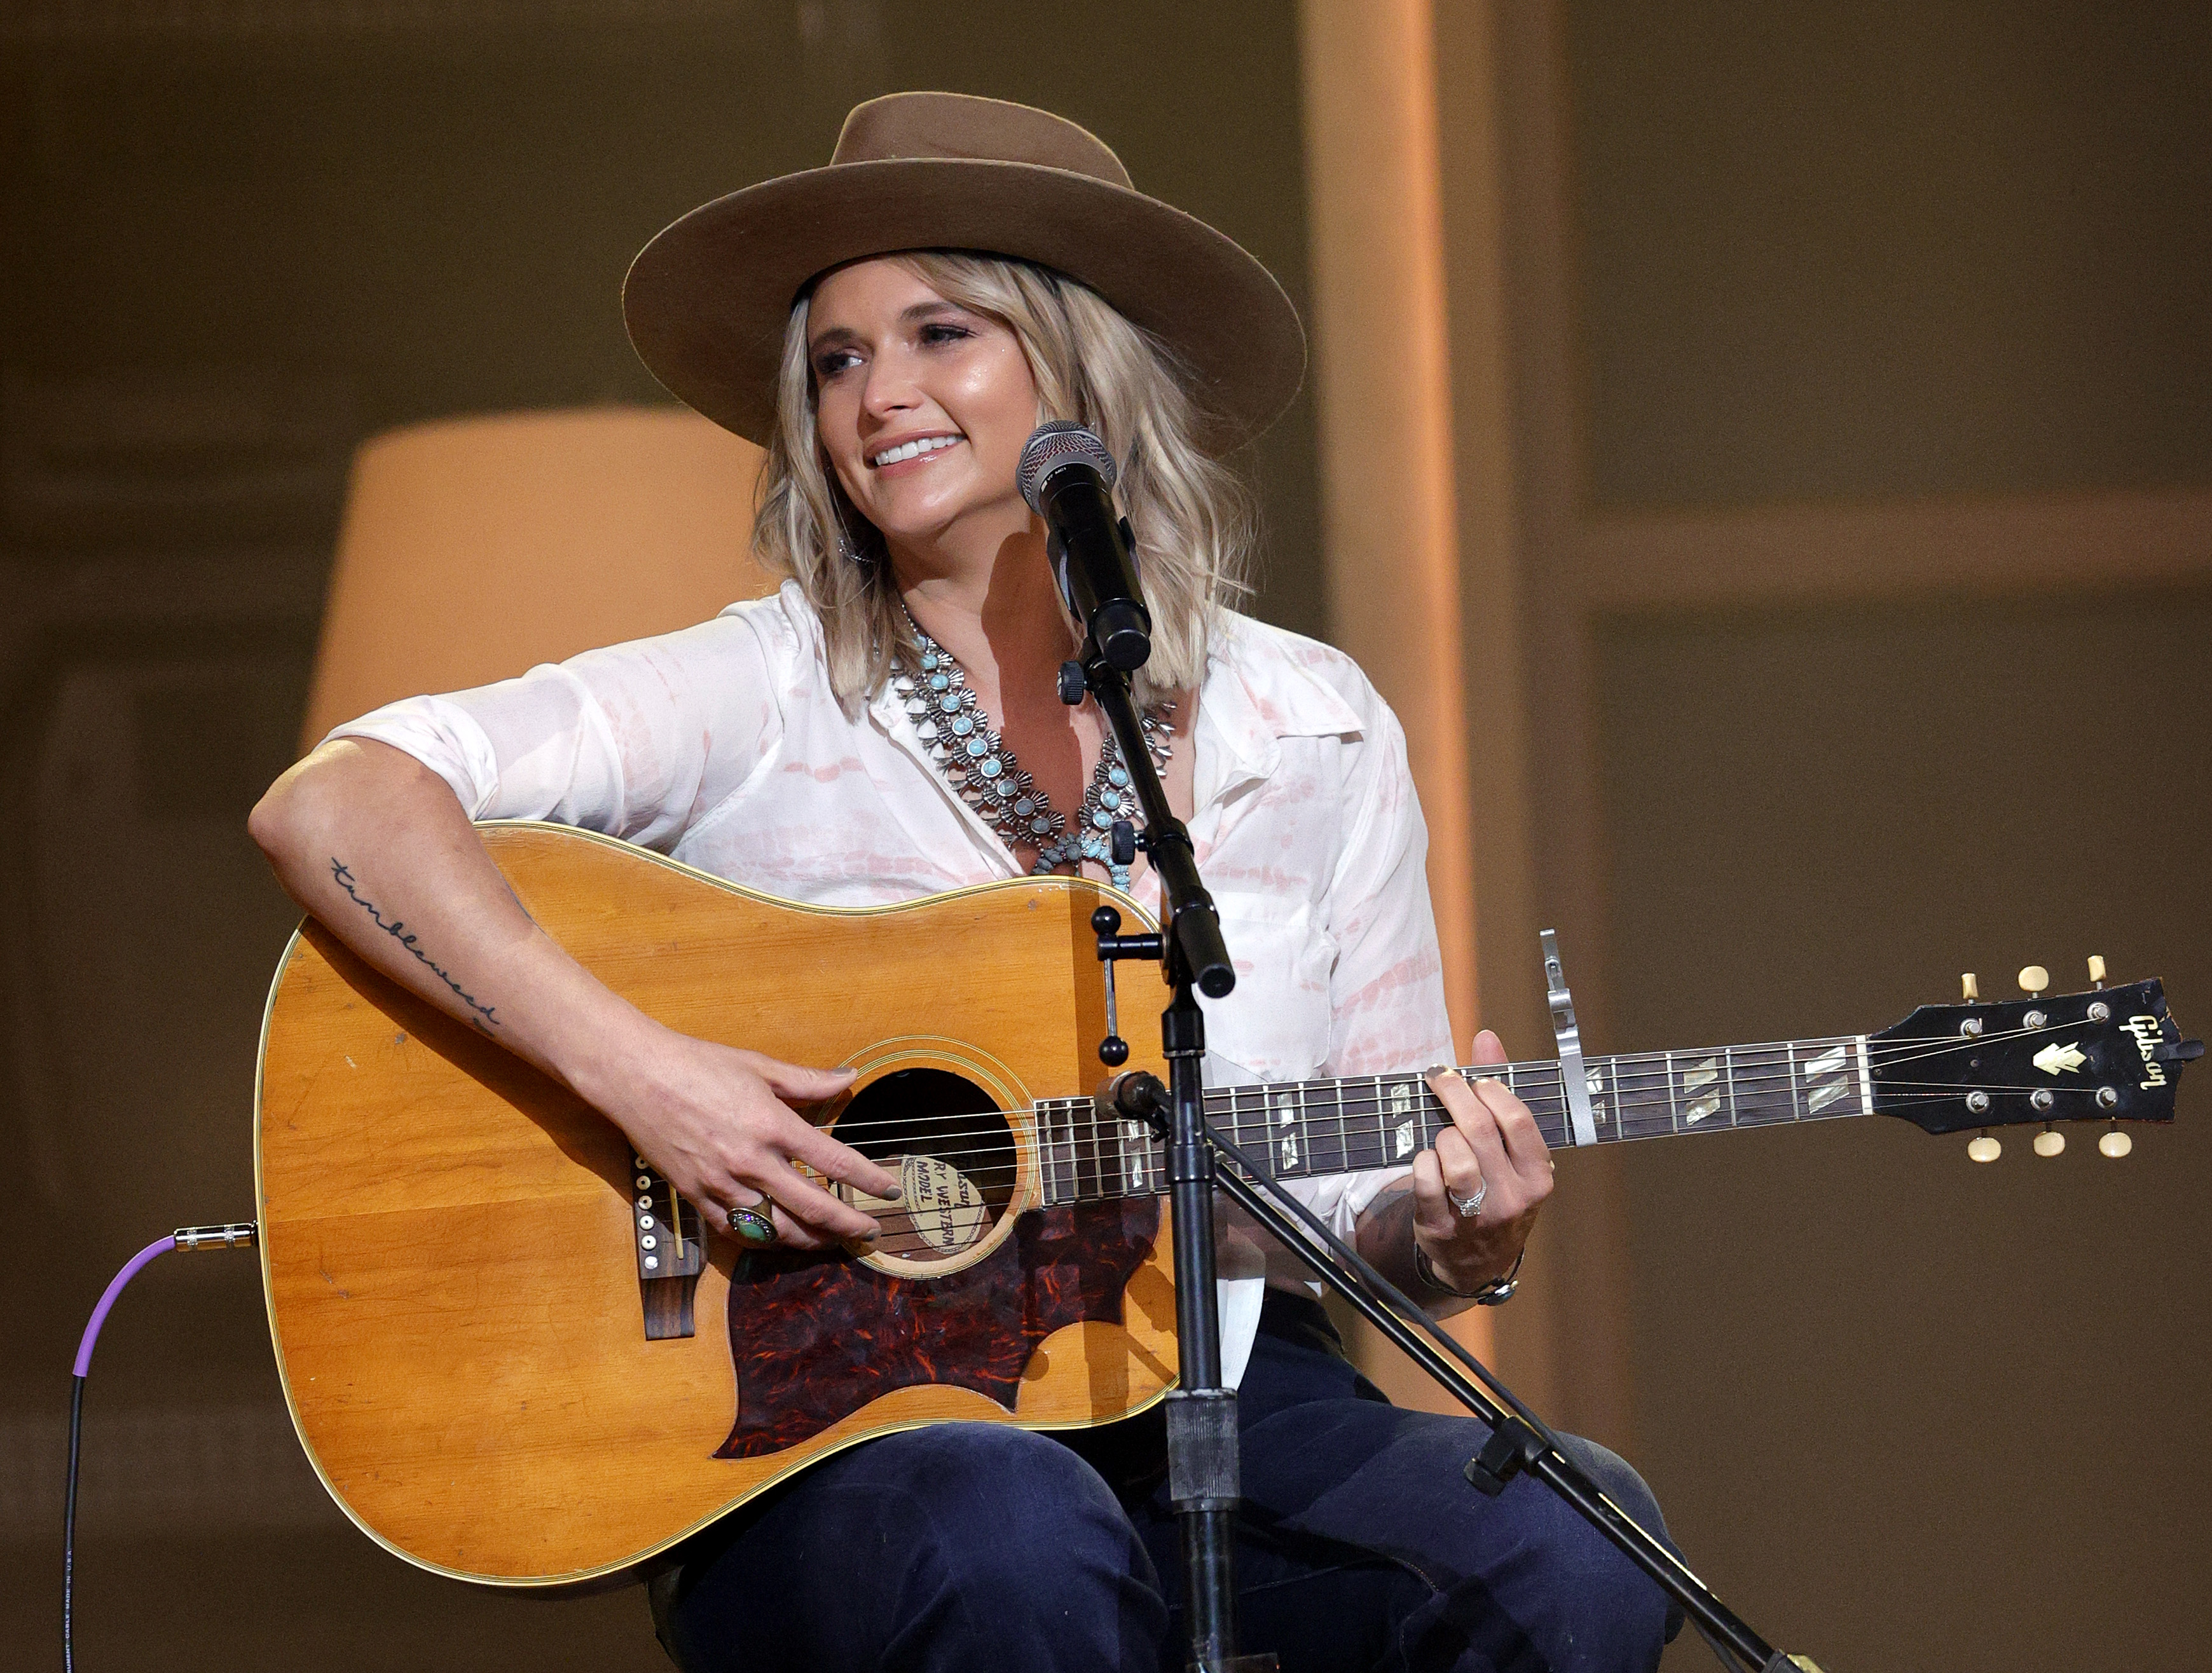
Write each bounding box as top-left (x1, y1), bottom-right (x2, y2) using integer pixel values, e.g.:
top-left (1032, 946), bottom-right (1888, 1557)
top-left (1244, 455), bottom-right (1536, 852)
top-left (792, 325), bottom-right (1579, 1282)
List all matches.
top-left (1111, 819), bottom-right (1138, 868)
top-left (1057, 660), bottom-right (1087, 706)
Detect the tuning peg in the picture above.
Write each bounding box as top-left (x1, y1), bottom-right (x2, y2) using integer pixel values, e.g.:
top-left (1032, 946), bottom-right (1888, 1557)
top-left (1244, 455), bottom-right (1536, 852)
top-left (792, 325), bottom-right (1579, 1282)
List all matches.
top-left (1967, 1131), bottom-right (2002, 1163)
top-left (1961, 973), bottom-right (1979, 1000)
top-left (2019, 965), bottom-right (2049, 997)
top-left (2033, 1126), bottom-right (2065, 1157)
top-left (2087, 955), bottom-right (2106, 989)
top-left (2099, 1124), bottom-right (2133, 1159)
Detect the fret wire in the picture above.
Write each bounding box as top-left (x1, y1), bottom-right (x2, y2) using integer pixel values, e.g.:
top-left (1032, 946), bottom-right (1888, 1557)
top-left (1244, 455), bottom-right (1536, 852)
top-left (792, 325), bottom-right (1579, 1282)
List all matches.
top-left (1034, 1102), bottom-right (1050, 1207)
top-left (1043, 1101), bottom-right (1062, 1206)
top-left (1105, 1096), bottom-right (1125, 1201)
top-left (1059, 1100), bottom-right (1077, 1205)
top-left (1335, 1077), bottom-right (1351, 1176)
top-left (1067, 1096), bottom-right (1084, 1203)
top-left (1721, 1045), bottom-right (1740, 1131)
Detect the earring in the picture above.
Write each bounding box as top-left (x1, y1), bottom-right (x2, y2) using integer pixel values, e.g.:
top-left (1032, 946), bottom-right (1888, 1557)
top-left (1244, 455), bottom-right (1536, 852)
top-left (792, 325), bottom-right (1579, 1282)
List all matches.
top-left (833, 509), bottom-right (871, 566)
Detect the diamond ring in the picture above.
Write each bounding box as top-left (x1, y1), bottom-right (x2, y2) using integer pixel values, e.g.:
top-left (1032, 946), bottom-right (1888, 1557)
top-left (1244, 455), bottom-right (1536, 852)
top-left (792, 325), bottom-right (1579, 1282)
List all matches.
top-left (1447, 1184), bottom-right (1487, 1220)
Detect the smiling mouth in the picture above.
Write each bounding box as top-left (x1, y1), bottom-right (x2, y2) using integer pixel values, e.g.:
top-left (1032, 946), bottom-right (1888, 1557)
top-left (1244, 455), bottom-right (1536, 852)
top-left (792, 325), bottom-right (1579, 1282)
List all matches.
top-left (869, 434), bottom-right (963, 469)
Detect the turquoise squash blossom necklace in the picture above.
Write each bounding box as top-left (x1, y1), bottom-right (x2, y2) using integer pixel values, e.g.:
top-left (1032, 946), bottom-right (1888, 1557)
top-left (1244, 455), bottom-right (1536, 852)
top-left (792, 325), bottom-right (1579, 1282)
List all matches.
top-left (893, 613), bottom-right (1173, 893)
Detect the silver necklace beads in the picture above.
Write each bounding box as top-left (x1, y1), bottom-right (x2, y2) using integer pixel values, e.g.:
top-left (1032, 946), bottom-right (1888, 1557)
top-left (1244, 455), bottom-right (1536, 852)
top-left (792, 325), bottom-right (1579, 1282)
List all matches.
top-left (893, 615), bottom-right (1172, 893)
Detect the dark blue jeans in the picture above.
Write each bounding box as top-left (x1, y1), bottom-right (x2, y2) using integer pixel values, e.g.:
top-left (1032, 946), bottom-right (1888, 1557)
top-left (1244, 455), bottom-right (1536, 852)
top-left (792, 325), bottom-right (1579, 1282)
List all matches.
top-left (659, 1295), bottom-right (1680, 1672)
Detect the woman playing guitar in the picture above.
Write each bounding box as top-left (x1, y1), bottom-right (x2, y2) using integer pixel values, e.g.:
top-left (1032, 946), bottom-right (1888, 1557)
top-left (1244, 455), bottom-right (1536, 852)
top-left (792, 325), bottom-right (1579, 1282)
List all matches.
top-left (250, 92), bottom-right (1677, 1673)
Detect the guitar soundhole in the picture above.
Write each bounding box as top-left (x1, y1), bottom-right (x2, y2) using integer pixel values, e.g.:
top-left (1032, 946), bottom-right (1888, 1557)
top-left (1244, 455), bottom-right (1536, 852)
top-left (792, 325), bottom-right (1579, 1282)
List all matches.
top-left (835, 1068), bottom-right (1017, 1269)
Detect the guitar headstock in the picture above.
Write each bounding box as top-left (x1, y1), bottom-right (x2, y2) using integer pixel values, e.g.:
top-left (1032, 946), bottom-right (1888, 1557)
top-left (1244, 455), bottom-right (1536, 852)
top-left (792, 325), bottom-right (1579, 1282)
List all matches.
top-left (1870, 966), bottom-right (2199, 1157)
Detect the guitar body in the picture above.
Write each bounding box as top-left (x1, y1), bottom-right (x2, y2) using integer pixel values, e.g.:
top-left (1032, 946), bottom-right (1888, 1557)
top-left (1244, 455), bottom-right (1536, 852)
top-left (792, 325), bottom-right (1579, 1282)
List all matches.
top-left (256, 823), bottom-right (1178, 1589)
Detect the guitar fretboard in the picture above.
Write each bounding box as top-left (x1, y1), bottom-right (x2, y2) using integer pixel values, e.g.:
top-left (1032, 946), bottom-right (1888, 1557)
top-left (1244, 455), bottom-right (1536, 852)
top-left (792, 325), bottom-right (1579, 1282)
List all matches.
top-left (1034, 1035), bottom-right (1872, 1206)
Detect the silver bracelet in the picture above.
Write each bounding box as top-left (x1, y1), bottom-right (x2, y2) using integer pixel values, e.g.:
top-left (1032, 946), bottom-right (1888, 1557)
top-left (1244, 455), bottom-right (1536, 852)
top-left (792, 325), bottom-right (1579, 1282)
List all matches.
top-left (1415, 1243), bottom-right (1523, 1306)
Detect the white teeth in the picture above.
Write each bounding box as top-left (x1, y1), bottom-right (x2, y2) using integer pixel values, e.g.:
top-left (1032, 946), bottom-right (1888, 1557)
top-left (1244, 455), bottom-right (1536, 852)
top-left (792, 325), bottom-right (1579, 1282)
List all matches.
top-left (872, 435), bottom-right (960, 468)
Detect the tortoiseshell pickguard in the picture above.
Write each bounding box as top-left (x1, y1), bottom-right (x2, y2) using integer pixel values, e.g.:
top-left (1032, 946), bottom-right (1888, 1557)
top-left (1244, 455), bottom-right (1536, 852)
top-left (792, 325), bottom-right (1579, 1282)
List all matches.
top-left (716, 1199), bottom-right (1162, 1458)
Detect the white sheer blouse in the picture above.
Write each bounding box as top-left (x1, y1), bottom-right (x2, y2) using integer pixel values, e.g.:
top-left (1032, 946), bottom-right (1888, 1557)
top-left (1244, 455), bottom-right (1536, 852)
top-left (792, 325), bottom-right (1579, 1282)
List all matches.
top-left (330, 582), bottom-right (1454, 1383)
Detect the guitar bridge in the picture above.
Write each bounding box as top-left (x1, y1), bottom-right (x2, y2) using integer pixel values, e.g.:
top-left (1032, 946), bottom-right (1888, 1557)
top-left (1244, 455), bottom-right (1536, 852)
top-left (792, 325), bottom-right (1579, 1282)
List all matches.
top-left (629, 1152), bottom-right (704, 1339)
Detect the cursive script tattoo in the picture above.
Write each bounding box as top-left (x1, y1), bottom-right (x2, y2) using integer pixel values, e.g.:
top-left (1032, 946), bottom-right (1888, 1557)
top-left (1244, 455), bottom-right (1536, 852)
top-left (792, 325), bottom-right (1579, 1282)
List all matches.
top-left (328, 858), bottom-right (500, 1034)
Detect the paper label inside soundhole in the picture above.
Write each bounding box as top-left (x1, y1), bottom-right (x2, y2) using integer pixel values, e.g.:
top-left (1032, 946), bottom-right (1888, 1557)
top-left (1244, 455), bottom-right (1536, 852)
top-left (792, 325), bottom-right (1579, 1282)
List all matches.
top-left (900, 1154), bottom-right (990, 1254)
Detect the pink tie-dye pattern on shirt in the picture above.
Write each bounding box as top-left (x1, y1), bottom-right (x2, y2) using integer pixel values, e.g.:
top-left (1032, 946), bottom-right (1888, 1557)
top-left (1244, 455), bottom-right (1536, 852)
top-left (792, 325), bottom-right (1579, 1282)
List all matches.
top-left (331, 583), bottom-right (1457, 1287)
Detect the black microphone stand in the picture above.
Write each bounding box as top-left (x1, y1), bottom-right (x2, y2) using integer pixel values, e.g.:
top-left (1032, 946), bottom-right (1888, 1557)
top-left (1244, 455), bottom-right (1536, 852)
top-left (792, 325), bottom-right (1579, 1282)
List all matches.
top-left (1063, 634), bottom-right (1822, 1673)
top-left (1061, 638), bottom-right (1256, 1673)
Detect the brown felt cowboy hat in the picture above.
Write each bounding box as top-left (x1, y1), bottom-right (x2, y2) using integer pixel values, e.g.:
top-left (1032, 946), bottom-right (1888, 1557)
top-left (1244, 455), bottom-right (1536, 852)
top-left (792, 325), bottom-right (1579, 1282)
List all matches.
top-left (622, 92), bottom-right (1306, 457)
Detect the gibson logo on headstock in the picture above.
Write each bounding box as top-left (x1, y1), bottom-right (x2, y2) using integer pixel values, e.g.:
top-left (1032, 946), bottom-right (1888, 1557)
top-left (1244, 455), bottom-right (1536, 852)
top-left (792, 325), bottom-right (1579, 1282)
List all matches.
top-left (2122, 1015), bottom-right (2168, 1089)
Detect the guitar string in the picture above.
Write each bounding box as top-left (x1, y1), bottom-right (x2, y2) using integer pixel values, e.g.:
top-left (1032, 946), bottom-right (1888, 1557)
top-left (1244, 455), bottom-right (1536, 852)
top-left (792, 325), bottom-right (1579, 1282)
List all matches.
top-left (782, 1018), bottom-right (2112, 1148)
top-left (826, 1067), bottom-right (2091, 1166)
top-left (793, 1058), bottom-right (2109, 1152)
top-left (805, 1067), bottom-right (2118, 1205)
top-left (804, 1098), bottom-right (2135, 1224)
top-left (702, 1021), bottom-right (2145, 1226)
top-left (799, 1079), bottom-right (2129, 1161)
top-left (799, 1079), bottom-right (2143, 1231)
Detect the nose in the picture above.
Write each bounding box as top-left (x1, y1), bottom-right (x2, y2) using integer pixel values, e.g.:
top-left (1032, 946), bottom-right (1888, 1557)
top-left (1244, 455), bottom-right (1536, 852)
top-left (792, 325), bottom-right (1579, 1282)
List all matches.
top-left (859, 355), bottom-right (923, 422)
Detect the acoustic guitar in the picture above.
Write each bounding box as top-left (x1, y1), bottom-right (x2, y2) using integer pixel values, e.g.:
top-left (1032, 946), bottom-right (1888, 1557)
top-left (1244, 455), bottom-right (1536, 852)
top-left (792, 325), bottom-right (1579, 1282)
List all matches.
top-left (254, 821), bottom-right (2196, 1588)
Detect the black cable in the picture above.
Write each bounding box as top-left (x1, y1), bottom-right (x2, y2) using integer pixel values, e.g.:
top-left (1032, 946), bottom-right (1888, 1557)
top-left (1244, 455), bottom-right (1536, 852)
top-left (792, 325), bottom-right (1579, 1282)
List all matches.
top-left (64, 1376), bottom-right (84, 1673)
top-left (64, 1223), bottom-right (256, 1671)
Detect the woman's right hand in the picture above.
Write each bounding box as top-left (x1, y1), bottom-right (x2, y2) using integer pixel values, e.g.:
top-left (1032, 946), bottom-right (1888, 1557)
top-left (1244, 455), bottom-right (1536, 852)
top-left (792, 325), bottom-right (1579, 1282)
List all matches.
top-left (250, 742), bottom-right (900, 1253)
top-left (580, 1021), bottom-right (903, 1252)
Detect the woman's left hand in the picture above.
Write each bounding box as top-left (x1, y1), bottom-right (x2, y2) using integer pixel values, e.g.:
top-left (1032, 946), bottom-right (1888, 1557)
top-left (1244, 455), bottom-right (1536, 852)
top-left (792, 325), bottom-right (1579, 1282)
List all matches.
top-left (1411, 1028), bottom-right (1555, 1293)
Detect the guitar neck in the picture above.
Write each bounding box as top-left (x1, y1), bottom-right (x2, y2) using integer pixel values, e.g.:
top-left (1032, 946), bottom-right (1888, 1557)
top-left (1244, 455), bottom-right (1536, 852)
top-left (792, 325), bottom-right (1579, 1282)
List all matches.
top-left (1033, 1034), bottom-right (1874, 1206)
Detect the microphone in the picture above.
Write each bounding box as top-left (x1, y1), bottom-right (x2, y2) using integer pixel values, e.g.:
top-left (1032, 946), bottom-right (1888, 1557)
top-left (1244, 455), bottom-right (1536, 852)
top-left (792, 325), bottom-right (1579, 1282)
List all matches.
top-left (1017, 421), bottom-right (1151, 672)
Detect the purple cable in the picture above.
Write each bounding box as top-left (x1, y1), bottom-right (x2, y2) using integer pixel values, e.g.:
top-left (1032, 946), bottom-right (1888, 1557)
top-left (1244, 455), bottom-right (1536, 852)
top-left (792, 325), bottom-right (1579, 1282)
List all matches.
top-left (72, 1235), bottom-right (175, 1378)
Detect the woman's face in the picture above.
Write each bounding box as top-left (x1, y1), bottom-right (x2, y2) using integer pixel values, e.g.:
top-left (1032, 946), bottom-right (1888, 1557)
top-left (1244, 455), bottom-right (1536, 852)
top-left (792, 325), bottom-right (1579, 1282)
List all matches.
top-left (807, 258), bottom-right (1040, 562)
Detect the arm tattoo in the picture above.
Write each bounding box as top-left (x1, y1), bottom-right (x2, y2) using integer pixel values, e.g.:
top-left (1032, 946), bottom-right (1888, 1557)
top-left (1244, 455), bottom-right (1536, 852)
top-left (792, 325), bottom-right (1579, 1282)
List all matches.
top-left (329, 858), bottom-right (501, 1035)
top-left (1360, 1181), bottom-right (1419, 1268)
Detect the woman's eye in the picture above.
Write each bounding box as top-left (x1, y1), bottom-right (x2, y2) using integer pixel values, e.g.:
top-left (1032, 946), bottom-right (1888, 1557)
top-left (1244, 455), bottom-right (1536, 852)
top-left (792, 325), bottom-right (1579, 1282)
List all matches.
top-left (814, 349), bottom-right (861, 378)
top-left (919, 322), bottom-right (973, 347)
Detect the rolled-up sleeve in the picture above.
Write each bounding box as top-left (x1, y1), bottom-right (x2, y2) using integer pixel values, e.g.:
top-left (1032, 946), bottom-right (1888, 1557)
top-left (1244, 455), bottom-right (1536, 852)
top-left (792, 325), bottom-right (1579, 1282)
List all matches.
top-left (326, 604), bottom-right (787, 852)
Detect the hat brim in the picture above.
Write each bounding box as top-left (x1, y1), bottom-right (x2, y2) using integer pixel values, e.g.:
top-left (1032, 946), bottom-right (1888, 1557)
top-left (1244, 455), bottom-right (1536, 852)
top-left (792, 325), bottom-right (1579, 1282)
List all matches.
top-left (622, 157), bottom-right (1307, 457)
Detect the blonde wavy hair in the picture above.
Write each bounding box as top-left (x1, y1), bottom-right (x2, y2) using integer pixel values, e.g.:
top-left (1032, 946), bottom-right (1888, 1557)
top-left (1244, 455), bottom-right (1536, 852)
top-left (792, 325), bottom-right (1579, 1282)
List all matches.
top-left (752, 250), bottom-right (1257, 711)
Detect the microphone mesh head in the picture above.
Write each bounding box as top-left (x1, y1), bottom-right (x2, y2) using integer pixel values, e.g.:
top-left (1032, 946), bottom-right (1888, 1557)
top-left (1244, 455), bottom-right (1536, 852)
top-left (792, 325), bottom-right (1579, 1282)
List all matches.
top-left (1017, 421), bottom-right (1117, 515)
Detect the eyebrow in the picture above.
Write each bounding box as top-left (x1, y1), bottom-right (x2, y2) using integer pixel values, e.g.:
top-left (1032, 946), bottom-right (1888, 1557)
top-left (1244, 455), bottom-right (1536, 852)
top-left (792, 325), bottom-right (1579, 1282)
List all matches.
top-left (807, 299), bottom-right (968, 355)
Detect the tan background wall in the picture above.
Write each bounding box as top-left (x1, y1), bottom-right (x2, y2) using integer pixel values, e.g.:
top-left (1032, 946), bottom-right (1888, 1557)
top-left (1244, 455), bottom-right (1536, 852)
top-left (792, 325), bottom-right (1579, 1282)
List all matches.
top-left (1397, 2), bottom-right (2210, 1668)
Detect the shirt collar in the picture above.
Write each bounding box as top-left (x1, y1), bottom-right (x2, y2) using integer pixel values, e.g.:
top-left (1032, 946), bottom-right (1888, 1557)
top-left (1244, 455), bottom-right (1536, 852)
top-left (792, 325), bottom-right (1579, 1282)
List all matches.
top-left (863, 610), bottom-right (1368, 848)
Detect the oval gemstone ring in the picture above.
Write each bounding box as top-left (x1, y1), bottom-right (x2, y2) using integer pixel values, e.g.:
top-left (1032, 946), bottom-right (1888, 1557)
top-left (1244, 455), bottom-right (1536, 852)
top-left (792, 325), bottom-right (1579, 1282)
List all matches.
top-left (726, 1202), bottom-right (779, 1245)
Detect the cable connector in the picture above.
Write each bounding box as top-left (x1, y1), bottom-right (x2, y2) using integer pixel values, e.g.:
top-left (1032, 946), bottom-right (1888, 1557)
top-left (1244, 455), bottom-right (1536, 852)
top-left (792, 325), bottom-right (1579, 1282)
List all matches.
top-left (172, 1221), bottom-right (257, 1252)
